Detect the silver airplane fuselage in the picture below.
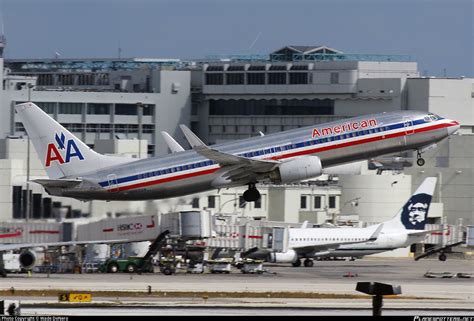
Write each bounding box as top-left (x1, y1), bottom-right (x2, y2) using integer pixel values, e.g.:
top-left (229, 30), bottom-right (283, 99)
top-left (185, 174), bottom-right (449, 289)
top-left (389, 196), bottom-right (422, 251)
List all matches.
top-left (56, 111), bottom-right (459, 200)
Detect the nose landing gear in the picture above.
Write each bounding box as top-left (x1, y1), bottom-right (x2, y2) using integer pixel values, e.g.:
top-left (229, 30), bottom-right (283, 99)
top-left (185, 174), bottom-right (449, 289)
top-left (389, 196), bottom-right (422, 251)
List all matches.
top-left (416, 149), bottom-right (425, 166)
top-left (243, 183), bottom-right (261, 202)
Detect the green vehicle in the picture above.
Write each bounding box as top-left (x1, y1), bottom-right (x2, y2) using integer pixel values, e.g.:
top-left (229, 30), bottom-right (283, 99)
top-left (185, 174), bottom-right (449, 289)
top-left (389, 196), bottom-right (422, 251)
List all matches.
top-left (99, 256), bottom-right (154, 273)
top-left (99, 230), bottom-right (170, 274)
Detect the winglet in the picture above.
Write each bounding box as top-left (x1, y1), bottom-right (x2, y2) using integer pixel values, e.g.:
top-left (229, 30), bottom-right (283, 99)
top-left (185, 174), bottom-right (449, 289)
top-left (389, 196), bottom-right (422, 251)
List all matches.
top-left (161, 131), bottom-right (185, 153)
top-left (301, 221), bottom-right (309, 229)
top-left (368, 224), bottom-right (384, 242)
top-left (179, 124), bottom-right (206, 148)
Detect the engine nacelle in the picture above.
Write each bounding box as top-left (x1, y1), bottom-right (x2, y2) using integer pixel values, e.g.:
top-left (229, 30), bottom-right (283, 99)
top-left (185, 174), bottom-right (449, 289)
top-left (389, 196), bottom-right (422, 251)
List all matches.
top-left (19, 249), bottom-right (37, 270)
top-left (270, 156), bottom-right (322, 184)
top-left (268, 250), bottom-right (298, 263)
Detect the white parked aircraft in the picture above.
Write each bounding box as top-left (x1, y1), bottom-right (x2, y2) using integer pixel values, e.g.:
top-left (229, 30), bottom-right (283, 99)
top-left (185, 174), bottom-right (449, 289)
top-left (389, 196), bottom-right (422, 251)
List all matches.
top-left (269, 177), bottom-right (438, 267)
top-left (15, 102), bottom-right (458, 203)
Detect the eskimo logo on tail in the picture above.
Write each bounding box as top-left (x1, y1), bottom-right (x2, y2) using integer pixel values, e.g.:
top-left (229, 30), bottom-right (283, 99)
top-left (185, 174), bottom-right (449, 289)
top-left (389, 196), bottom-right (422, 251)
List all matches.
top-left (45, 132), bottom-right (84, 167)
top-left (401, 193), bottom-right (432, 230)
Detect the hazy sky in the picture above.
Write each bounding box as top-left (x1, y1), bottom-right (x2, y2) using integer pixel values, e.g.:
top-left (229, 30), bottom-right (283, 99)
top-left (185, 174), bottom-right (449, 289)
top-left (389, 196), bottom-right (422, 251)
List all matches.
top-left (1, 0), bottom-right (472, 77)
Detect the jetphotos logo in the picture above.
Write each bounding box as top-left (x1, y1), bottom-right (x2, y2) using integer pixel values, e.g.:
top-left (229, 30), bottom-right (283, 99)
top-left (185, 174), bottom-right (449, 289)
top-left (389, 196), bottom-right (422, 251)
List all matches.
top-left (45, 132), bottom-right (84, 167)
top-left (312, 118), bottom-right (378, 138)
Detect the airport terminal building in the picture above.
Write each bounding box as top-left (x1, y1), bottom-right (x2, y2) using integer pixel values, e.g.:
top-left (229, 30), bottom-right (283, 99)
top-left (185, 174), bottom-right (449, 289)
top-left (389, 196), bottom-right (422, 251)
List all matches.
top-left (0, 40), bottom-right (472, 232)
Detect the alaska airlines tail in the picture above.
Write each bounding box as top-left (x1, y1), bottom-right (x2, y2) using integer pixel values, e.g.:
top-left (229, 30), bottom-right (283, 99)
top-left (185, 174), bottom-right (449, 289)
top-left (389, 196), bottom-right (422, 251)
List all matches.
top-left (15, 102), bottom-right (130, 179)
top-left (385, 177), bottom-right (437, 231)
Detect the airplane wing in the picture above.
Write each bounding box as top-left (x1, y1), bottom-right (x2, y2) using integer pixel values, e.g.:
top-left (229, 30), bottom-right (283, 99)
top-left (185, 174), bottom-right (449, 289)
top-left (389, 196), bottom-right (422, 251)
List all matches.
top-left (292, 224), bottom-right (383, 256)
top-left (179, 124), bottom-right (279, 182)
top-left (0, 239), bottom-right (129, 252)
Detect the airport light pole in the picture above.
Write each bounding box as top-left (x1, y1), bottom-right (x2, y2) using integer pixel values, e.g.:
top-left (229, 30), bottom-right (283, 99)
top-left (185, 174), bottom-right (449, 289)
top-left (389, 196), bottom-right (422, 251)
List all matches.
top-left (25, 84), bottom-right (34, 221)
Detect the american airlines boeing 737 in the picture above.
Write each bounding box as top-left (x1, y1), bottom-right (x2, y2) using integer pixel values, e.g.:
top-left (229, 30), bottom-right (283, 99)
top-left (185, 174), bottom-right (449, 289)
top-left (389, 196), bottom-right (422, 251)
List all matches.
top-left (15, 102), bottom-right (459, 202)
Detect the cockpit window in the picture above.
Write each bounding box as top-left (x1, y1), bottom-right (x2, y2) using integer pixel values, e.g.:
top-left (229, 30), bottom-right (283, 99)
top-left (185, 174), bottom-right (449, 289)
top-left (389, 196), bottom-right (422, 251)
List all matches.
top-left (424, 116), bottom-right (432, 122)
top-left (428, 113), bottom-right (440, 121)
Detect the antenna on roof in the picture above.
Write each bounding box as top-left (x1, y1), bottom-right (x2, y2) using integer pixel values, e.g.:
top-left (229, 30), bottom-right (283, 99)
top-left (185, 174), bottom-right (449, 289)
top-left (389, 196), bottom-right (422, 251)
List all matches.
top-left (248, 31), bottom-right (262, 51)
top-left (118, 40), bottom-right (122, 59)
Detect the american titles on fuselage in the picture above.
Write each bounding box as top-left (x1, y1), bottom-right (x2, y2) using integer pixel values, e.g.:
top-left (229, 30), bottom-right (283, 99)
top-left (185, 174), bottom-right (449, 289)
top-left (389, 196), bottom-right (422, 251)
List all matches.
top-left (312, 118), bottom-right (378, 138)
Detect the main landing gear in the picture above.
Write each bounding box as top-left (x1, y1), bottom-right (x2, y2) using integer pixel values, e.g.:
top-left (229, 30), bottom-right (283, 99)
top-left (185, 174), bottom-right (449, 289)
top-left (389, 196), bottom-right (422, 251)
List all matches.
top-left (292, 259), bottom-right (301, 267)
top-left (243, 183), bottom-right (261, 202)
top-left (291, 259), bottom-right (314, 267)
top-left (416, 149), bottom-right (425, 166)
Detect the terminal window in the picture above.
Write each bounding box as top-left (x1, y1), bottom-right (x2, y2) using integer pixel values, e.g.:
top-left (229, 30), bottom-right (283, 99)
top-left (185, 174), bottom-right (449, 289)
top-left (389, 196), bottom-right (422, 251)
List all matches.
top-left (226, 73), bottom-right (244, 85)
top-left (205, 73), bottom-right (224, 85)
top-left (59, 103), bottom-right (83, 114)
top-left (115, 104), bottom-right (138, 115)
top-left (247, 73), bottom-right (265, 85)
top-left (289, 72), bottom-right (308, 84)
top-left (268, 72), bottom-right (286, 84)
top-left (87, 103), bottom-right (110, 115)
top-left (329, 196), bottom-right (336, 209)
top-left (300, 195), bottom-right (307, 209)
top-left (314, 196), bottom-right (322, 209)
top-left (209, 99), bottom-right (334, 116)
top-left (208, 195), bottom-right (216, 208)
top-left (37, 102), bottom-right (56, 114)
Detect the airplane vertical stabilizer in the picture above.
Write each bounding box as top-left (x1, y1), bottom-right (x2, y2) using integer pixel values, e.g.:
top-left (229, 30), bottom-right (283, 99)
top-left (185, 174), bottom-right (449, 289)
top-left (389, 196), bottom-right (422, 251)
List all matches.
top-left (15, 102), bottom-right (130, 179)
top-left (384, 177), bottom-right (437, 231)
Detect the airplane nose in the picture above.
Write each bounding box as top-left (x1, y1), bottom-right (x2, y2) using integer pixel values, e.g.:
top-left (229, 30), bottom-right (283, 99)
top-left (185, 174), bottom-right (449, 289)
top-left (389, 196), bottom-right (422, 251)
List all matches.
top-left (447, 120), bottom-right (460, 135)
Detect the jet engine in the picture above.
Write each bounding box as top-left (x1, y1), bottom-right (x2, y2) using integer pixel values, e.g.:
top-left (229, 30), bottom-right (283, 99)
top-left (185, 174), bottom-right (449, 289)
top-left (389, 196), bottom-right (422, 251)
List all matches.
top-left (19, 249), bottom-right (37, 270)
top-left (270, 155), bottom-right (322, 184)
top-left (268, 250), bottom-right (298, 263)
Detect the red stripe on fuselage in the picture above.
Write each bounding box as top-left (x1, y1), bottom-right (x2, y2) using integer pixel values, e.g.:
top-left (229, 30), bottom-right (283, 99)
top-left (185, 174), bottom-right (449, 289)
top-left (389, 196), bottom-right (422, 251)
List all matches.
top-left (112, 122), bottom-right (453, 192)
top-left (116, 168), bottom-right (218, 192)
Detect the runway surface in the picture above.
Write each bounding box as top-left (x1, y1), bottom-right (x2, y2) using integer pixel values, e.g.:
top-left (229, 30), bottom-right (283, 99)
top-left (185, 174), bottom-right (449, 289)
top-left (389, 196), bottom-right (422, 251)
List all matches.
top-left (1, 257), bottom-right (473, 315)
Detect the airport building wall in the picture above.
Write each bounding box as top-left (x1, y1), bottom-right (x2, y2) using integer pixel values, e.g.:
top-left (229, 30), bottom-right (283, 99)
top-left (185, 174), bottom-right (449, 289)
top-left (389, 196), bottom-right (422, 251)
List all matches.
top-left (1, 67), bottom-right (191, 157)
top-left (148, 182), bottom-right (341, 225)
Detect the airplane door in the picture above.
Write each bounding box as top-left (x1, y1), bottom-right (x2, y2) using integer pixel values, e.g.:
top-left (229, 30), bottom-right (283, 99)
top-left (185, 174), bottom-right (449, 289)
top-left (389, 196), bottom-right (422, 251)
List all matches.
top-left (404, 117), bottom-right (414, 135)
top-left (403, 117), bottom-right (414, 146)
top-left (107, 174), bottom-right (119, 193)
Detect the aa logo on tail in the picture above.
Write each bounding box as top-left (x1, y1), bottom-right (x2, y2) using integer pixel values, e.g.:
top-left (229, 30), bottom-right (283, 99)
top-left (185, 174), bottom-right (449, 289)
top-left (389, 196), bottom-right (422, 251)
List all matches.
top-left (45, 132), bottom-right (84, 167)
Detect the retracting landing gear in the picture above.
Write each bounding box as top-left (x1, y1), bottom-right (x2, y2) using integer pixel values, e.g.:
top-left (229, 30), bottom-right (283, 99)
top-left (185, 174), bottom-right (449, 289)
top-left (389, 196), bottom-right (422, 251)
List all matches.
top-left (243, 183), bottom-right (261, 202)
top-left (416, 149), bottom-right (425, 166)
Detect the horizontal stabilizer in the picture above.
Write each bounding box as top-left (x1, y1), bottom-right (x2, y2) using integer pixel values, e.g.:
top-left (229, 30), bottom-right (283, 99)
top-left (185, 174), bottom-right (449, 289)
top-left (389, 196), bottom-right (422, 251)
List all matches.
top-left (406, 230), bottom-right (433, 236)
top-left (32, 178), bottom-right (83, 188)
